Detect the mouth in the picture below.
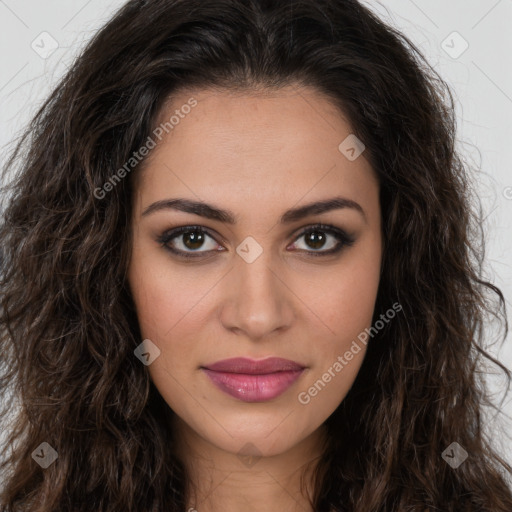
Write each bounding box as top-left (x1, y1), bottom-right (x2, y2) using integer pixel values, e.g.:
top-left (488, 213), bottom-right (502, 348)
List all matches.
top-left (200, 357), bottom-right (306, 402)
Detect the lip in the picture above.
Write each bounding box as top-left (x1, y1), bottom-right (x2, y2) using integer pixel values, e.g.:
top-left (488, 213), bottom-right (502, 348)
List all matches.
top-left (203, 357), bottom-right (305, 374)
top-left (201, 357), bottom-right (306, 402)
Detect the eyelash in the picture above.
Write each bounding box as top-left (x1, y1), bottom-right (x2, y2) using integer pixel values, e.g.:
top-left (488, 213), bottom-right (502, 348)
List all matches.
top-left (156, 223), bottom-right (355, 260)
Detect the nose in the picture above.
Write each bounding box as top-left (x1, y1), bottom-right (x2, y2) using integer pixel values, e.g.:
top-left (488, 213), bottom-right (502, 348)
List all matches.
top-left (219, 251), bottom-right (295, 341)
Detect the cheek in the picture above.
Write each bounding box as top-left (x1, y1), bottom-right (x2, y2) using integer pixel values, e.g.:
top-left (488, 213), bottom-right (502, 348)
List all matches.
top-left (330, 262), bottom-right (380, 334)
top-left (304, 242), bottom-right (382, 346)
top-left (297, 276), bottom-right (374, 412)
top-left (298, 241), bottom-right (381, 405)
top-left (128, 263), bottom-right (202, 411)
top-left (128, 240), bottom-right (208, 339)
top-left (127, 248), bottom-right (199, 369)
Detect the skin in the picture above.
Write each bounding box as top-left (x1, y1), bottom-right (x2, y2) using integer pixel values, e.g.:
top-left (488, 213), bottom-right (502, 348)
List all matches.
top-left (127, 84), bottom-right (382, 512)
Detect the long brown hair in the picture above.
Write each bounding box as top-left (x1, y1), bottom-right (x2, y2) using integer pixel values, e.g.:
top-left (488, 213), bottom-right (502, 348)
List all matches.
top-left (1, 0), bottom-right (511, 510)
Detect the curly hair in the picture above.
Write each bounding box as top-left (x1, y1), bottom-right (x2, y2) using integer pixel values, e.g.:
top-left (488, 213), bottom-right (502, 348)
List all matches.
top-left (0, 0), bottom-right (511, 510)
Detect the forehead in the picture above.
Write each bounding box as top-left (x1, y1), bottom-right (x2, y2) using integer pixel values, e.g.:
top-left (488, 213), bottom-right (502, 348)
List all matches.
top-left (133, 85), bottom-right (378, 222)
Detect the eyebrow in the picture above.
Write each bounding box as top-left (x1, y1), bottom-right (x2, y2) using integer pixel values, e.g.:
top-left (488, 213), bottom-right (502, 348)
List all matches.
top-left (141, 196), bottom-right (367, 224)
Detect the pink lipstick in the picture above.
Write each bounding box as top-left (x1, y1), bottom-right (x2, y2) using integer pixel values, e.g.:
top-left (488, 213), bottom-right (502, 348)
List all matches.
top-left (201, 357), bottom-right (305, 402)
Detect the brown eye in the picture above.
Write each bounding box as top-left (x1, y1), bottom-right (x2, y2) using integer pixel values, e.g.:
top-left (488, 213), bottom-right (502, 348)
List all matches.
top-left (290, 224), bottom-right (355, 256)
top-left (157, 226), bottom-right (221, 258)
top-left (303, 230), bottom-right (328, 250)
top-left (181, 230), bottom-right (207, 250)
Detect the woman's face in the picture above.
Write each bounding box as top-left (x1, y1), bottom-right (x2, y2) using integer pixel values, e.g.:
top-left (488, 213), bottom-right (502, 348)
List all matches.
top-left (128, 85), bottom-right (382, 458)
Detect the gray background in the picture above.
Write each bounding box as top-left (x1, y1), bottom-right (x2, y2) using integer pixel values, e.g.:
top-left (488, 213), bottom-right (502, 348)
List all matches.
top-left (0, 0), bottom-right (511, 464)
